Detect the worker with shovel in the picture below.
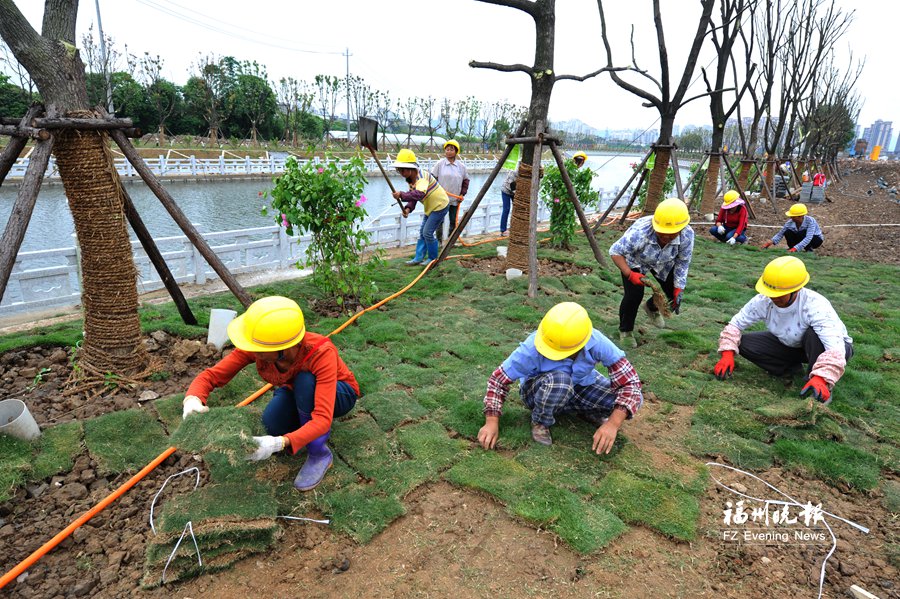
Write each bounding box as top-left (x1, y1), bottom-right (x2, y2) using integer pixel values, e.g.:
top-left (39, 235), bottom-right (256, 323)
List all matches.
top-left (609, 198), bottom-right (695, 348)
top-left (713, 256), bottom-right (852, 405)
top-left (182, 296), bottom-right (360, 491)
top-left (762, 204), bottom-right (824, 252)
top-left (709, 190), bottom-right (749, 245)
top-left (477, 302), bottom-right (643, 452)
top-left (391, 149), bottom-right (450, 265)
top-left (431, 139), bottom-right (470, 244)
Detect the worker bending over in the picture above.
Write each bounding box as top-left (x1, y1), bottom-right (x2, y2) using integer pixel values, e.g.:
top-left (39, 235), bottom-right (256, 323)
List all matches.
top-left (762, 204), bottom-right (823, 252)
top-left (713, 256), bottom-right (852, 405)
top-left (478, 302), bottom-right (643, 453)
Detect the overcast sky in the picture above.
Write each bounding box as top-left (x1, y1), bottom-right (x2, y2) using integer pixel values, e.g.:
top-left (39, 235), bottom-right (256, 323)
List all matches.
top-left (11, 0), bottom-right (898, 142)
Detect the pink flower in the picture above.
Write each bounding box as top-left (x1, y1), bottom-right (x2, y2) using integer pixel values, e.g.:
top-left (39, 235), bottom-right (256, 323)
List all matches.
top-left (355, 194), bottom-right (367, 207)
top-left (258, 191), bottom-right (263, 196)
top-left (553, 198), bottom-right (560, 203)
top-left (281, 213), bottom-right (289, 227)
top-left (317, 167), bottom-right (324, 174)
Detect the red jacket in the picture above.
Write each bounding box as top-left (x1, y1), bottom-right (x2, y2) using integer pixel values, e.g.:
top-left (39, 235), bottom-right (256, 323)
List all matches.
top-left (715, 205), bottom-right (748, 237)
top-left (186, 332), bottom-right (359, 452)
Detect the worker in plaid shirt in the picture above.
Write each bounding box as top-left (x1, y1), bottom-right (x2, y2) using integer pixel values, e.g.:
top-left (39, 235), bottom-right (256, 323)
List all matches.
top-left (478, 302), bottom-right (643, 453)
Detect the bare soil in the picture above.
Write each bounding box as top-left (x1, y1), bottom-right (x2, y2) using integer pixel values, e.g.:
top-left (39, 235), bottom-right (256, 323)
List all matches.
top-left (457, 256), bottom-right (592, 277)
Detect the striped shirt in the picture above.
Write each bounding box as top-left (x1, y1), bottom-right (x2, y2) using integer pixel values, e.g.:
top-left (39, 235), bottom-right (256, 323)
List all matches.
top-left (771, 215), bottom-right (823, 251)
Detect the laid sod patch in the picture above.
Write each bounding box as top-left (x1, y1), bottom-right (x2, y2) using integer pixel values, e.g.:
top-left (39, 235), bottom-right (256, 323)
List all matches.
top-left (396, 420), bottom-right (467, 471)
top-left (773, 439), bottom-right (880, 491)
top-left (31, 420), bottom-right (83, 481)
top-left (694, 398), bottom-right (769, 441)
top-left (594, 470), bottom-right (700, 541)
top-left (153, 394), bottom-right (184, 433)
top-left (686, 424), bottom-right (775, 470)
top-left (608, 442), bottom-right (708, 496)
top-left (171, 407), bottom-right (262, 464)
top-left (361, 390), bottom-right (428, 431)
top-left (154, 479), bottom-right (279, 534)
top-left (514, 444), bottom-right (609, 496)
top-left (755, 399), bottom-right (812, 422)
top-left (0, 434), bottom-right (33, 502)
top-left (320, 484), bottom-right (406, 543)
top-left (205, 369), bottom-right (267, 407)
top-left (440, 400), bottom-right (532, 450)
top-left (84, 409), bottom-right (169, 474)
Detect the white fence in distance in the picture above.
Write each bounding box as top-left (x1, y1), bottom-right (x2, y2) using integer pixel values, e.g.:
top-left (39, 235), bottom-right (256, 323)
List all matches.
top-left (0, 195), bottom-right (614, 318)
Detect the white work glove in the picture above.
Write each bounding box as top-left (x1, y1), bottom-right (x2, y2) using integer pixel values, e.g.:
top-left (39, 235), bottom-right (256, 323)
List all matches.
top-left (248, 435), bottom-right (285, 461)
top-left (717, 225), bottom-right (725, 235)
top-left (182, 395), bottom-right (209, 419)
top-left (727, 237), bottom-right (737, 245)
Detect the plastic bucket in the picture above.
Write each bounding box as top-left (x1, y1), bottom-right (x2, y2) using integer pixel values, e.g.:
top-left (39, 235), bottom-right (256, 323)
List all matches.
top-left (207, 308), bottom-right (238, 350)
top-left (496, 246), bottom-right (508, 258)
top-left (0, 399), bottom-right (41, 441)
top-left (505, 268), bottom-right (523, 280)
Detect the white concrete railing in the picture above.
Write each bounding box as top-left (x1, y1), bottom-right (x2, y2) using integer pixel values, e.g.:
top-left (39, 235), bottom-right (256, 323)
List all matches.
top-left (0, 195), bottom-right (615, 317)
top-left (3, 155), bottom-right (518, 180)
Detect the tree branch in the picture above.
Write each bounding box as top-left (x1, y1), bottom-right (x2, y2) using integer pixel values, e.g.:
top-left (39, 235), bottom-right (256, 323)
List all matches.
top-left (554, 65), bottom-right (638, 82)
top-left (0, 0), bottom-right (44, 64)
top-left (597, 0), bottom-right (662, 109)
top-left (473, 0), bottom-right (538, 17)
top-left (469, 60), bottom-right (532, 74)
top-left (680, 87), bottom-right (736, 107)
top-left (41, 0), bottom-right (77, 42)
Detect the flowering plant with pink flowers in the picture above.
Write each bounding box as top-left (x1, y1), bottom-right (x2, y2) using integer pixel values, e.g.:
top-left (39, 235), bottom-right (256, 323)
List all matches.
top-left (265, 153), bottom-right (382, 308)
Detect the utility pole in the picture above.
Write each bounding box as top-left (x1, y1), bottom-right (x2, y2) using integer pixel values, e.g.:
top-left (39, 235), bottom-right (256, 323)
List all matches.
top-left (345, 47), bottom-right (351, 143)
top-left (94, 0), bottom-right (114, 113)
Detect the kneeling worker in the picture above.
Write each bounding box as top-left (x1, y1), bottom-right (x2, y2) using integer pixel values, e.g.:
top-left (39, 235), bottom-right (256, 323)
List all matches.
top-left (762, 204), bottom-right (823, 252)
top-left (713, 256), bottom-right (852, 405)
top-left (710, 190), bottom-right (748, 245)
top-left (183, 296), bottom-right (360, 490)
top-left (478, 302), bottom-right (643, 454)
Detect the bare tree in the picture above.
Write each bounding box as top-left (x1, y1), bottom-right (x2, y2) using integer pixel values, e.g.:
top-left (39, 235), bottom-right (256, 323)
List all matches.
top-left (135, 53), bottom-right (177, 146)
top-left (0, 39), bottom-right (35, 103)
top-left (597, 0), bottom-right (716, 211)
top-left (0, 0), bottom-right (150, 379)
top-left (399, 96), bottom-right (418, 146)
top-left (416, 96), bottom-right (440, 149)
top-left (190, 53), bottom-right (231, 145)
top-left (314, 74), bottom-right (340, 142)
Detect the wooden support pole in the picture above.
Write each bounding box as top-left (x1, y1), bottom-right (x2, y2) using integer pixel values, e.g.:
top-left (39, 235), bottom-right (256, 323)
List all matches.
top-left (120, 186), bottom-right (197, 325)
top-left (547, 142), bottom-right (607, 268)
top-left (505, 134), bottom-right (561, 145)
top-left (0, 125), bottom-right (51, 140)
top-left (618, 168), bottom-right (649, 224)
top-left (682, 152), bottom-right (708, 211)
top-left (591, 148), bottom-right (653, 233)
top-left (758, 160), bottom-right (779, 215)
top-left (527, 122), bottom-right (544, 298)
top-left (109, 129), bottom-right (252, 308)
top-left (670, 148), bottom-right (686, 200)
top-left (433, 121), bottom-right (527, 267)
top-left (31, 116), bottom-right (133, 130)
top-left (721, 152), bottom-right (756, 220)
top-left (0, 136), bottom-right (27, 188)
top-left (0, 137), bottom-right (53, 305)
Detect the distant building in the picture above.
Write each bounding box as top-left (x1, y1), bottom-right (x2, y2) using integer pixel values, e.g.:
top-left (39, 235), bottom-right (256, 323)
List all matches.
top-left (863, 120), bottom-right (893, 151)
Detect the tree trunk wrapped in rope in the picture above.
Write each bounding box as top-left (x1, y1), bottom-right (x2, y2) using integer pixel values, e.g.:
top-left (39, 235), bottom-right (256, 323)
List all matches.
top-left (55, 110), bottom-right (150, 382)
top-left (700, 153), bottom-right (721, 214)
top-left (643, 146), bottom-right (672, 212)
top-left (506, 162), bottom-right (535, 272)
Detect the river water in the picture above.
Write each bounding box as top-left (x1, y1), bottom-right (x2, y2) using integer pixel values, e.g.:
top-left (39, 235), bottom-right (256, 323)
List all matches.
top-left (1, 152), bottom-right (679, 253)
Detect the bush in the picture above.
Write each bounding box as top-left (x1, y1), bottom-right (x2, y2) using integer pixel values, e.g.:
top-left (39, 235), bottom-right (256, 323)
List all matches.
top-left (540, 159), bottom-right (599, 249)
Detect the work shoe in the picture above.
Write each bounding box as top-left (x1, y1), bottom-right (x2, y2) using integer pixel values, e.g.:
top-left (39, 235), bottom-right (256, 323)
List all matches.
top-left (531, 422), bottom-right (553, 446)
top-left (405, 259), bottom-right (423, 266)
top-left (578, 411), bottom-right (608, 427)
top-left (619, 331), bottom-right (637, 348)
top-left (294, 432), bottom-right (333, 491)
top-left (643, 303), bottom-right (666, 329)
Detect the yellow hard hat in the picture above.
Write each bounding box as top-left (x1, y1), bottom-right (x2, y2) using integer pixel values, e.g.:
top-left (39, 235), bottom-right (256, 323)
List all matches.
top-left (573, 151), bottom-right (588, 162)
top-left (227, 296), bottom-right (306, 352)
top-left (534, 302), bottom-right (592, 361)
top-left (443, 139), bottom-right (460, 153)
top-left (722, 190), bottom-right (743, 209)
top-left (785, 203), bottom-right (808, 217)
top-left (392, 149), bottom-right (418, 169)
top-left (755, 256), bottom-right (810, 298)
top-left (652, 198), bottom-right (690, 234)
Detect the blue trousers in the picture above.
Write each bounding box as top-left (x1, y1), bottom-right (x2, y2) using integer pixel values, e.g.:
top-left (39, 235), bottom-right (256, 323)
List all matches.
top-left (709, 225), bottom-right (747, 244)
top-left (520, 371), bottom-right (617, 427)
top-left (413, 206), bottom-right (449, 262)
top-left (500, 191), bottom-right (512, 233)
top-left (262, 371), bottom-right (357, 437)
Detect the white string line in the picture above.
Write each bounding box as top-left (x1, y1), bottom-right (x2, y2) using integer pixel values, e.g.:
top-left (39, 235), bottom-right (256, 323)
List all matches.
top-left (149, 467), bottom-right (201, 535)
top-left (689, 222), bottom-right (900, 228)
top-left (277, 516), bottom-right (331, 525)
top-left (706, 462), bottom-right (868, 599)
top-left (161, 521), bottom-right (202, 585)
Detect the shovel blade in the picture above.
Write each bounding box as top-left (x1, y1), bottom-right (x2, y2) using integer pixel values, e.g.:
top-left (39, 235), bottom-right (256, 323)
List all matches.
top-left (358, 116), bottom-right (379, 151)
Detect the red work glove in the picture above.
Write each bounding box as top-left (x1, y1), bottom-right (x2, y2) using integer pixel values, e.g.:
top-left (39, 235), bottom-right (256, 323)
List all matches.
top-left (788, 247), bottom-right (798, 253)
top-left (800, 375), bottom-right (831, 403)
top-left (762, 240), bottom-right (773, 249)
top-left (670, 288), bottom-right (683, 314)
top-left (627, 271), bottom-right (646, 286)
top-left (714, 351), bottom-right (735, 380)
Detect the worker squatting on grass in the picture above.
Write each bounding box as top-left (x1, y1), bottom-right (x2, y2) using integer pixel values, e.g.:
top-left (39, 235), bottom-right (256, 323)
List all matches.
top-left (391, 148), bottom-right (450, 266)
top-left (762, 203), bottom-right (825, 252)
top-left (713, 256), bottom-right (853, 406)
top-left (609, 198), bottom-right (695, 348)
top-left (182, 296), bottom-right (360, 491)
top-left (710, 190), bottom-right (749, 245)
top-left (477, 302), bottom-right (644, 453)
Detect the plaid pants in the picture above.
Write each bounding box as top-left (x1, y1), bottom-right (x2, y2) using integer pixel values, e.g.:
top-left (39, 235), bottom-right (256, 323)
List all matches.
top-left (520, 371), bottom-right (618, 427)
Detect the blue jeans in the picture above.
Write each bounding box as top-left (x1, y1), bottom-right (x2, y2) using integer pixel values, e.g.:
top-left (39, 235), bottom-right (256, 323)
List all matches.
top-left (709, 225), bottom-right (747, 244)
top-left (413, 206), bottom-right (449, 262)
top-left (520, 371), bottom-right (617, 427)
top-left (262, 371), bottom-right (358, 437)
top-left (500, 191), bottom-right (512, 233)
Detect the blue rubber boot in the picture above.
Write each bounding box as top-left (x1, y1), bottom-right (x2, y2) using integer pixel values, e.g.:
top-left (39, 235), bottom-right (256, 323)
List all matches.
top-left (293, 431), bottom-right (333, 491)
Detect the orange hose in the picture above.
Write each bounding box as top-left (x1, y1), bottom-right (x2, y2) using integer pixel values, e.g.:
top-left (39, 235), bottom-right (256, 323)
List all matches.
top-left (0, 254), bottom-right (454, 589)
